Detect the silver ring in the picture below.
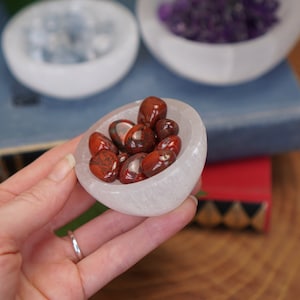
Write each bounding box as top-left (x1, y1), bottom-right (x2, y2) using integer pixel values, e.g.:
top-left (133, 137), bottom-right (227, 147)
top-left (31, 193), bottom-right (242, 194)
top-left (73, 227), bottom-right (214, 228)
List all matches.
top-left (68, 230), bottom-right (84, 261)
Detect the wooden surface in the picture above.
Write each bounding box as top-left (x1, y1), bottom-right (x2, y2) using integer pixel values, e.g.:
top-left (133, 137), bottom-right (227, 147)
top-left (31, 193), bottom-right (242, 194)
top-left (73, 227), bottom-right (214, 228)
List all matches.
top-left (90, 39), bottom-right (300, 300)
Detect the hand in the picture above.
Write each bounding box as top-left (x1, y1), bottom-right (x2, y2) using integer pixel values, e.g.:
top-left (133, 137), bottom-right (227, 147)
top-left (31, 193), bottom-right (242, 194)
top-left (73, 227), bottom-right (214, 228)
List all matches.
top-left (0, 136), bottom-right (199, 299)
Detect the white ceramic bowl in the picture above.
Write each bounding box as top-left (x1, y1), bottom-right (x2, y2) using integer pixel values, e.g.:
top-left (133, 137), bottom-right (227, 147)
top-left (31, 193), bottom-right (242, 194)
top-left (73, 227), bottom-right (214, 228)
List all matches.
top-left (74, 98), bottom-right (207, 216)
top-left (136, 0), bottom-right (300, 85)
top-left (2, 0), bottom-right (139, 99)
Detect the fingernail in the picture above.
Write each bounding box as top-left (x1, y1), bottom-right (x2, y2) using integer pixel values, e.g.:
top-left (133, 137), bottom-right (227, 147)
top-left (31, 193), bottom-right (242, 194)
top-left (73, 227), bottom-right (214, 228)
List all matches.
top-left (188, 195), bottom-right (198, 207)
top-left (48, 153), bottom-right (76, 182)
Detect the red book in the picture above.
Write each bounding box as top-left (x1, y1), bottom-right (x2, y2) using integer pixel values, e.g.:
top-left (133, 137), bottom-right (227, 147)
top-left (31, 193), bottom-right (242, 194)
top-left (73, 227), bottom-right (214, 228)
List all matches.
top-left (194, 156), bottom-right (272, 232)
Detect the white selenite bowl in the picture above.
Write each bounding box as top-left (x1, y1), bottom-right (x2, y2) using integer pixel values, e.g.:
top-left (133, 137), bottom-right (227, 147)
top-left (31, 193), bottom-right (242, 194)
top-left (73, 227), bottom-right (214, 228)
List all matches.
top-left (1, 0), bottom-right (139, 99)
top-left (75, 98), bottom-right (207, 216)
top-left (136, 0), bottom-right (300, 85)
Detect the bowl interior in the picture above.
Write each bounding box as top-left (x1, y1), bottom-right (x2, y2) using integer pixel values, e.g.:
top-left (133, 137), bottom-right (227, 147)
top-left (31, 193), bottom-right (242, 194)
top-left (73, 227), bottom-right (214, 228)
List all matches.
top-left (75, 98), bottom-right (207, 216)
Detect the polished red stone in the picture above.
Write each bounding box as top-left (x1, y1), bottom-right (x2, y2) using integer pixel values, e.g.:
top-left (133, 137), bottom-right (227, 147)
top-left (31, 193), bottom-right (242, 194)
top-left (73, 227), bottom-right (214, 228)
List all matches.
top-left (88, 96), bottom-right (182, 184)
top-left (155, 118), bottom-right (179, 141)
top-left (89, 131), bottom-right (118, 156)
top-left (141, 149), bottom-right (176, 178)
top-left (137, 96), bottom-right (167, 128)
top-left (119, 152), bottom-right (147, 184)
top-left (124, 124), bottom-right (156, 154)
top-left (156, 135), bottom-right (182, 156)
top-left (89, 149), bottom-right (120, 182)
top-left (109, 119), bottom-right (135, 152)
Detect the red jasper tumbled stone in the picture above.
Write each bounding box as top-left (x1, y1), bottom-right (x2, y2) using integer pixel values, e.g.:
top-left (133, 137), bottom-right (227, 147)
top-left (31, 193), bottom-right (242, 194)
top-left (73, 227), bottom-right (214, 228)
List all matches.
top-left (137, 96), bottom-right (167, 128)
top-left (89, 149), bottom-right (120, 182)
top-left (88, 96), bottom-right (182, 184)
top-left (124, 124), bottom-right (156, 154)
top-left (119, 152), bottom-right (147, 184)
top-left (109, 119), bottom-right (135, 152)
top-left (155, 118), bottom-right (179, 141)
top-left (89, 131), bottom-right (118, 156)
top-left (141, 149), bottom-right (176, 178)
top-left (156, 135), bottom-right (182, 157)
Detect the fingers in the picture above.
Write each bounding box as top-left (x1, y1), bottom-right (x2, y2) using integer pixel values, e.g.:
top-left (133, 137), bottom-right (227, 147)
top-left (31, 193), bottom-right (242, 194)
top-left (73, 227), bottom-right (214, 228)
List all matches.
top-left (64, 210), bottom-right (146, 260)
top-left (0, 154), bottom-right (77, 248)
top-left (47, 182), bottom-right (96, 232)
top-left (1, 135), bottom-right (81, 199)
top-left (0, 135), bottom-right (97, 231)
top-left (78, 195), bottom-right (198, 298)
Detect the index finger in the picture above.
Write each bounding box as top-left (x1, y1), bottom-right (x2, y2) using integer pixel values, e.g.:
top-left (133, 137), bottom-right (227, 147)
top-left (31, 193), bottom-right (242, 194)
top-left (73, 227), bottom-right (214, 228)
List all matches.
top-left (1, 135), bottom-right (82, 196)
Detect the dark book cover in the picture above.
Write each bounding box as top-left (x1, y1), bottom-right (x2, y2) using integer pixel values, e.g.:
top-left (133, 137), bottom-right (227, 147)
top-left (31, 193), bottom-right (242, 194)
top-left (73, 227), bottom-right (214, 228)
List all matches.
top-left (194, 156), bottom-right (272, 232)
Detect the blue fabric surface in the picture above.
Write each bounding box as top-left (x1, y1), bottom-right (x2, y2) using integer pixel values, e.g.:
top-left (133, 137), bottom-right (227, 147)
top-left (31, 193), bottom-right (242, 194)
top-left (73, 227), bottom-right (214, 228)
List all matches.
top-left (0, 1), bottom-right (300, 161)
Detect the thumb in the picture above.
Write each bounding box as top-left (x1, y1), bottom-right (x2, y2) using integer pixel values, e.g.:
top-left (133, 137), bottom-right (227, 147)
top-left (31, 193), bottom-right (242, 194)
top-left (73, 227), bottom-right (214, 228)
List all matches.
top-left (0, 154), bottom-right (77, 247)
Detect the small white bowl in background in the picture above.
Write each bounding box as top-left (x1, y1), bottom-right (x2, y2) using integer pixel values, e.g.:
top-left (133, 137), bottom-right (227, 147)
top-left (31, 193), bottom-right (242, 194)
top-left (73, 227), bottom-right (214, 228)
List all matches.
top-left (136, 0), bottom-right (300, 85)
top-left (2, 0), bottom-right (139, 99)
top-left (74, 98), bottom-right (207, 217)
